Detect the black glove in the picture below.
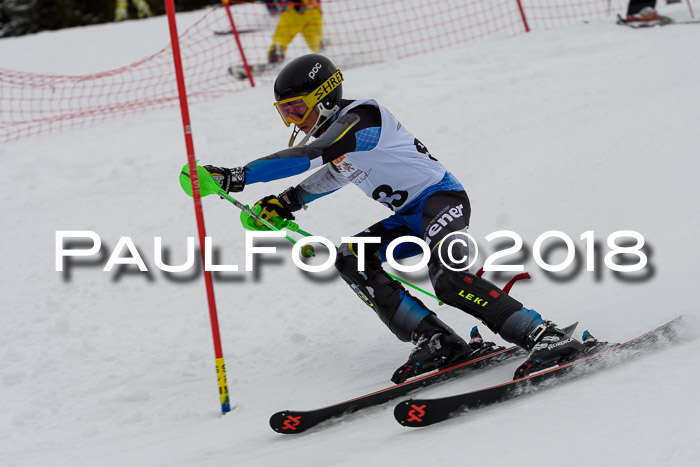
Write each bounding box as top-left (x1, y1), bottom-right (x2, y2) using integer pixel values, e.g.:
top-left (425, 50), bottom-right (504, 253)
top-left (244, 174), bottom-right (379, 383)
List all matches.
top-left (254, 195), bottom-right (296, 223)
top-left (253, 187), bottom-right (304, 223)
top-left (203, 165), bottom-right (246, 193)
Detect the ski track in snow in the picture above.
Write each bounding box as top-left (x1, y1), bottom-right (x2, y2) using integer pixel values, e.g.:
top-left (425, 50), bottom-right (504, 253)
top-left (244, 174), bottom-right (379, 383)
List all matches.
top-left (1, 4), bottom-right (699, 467)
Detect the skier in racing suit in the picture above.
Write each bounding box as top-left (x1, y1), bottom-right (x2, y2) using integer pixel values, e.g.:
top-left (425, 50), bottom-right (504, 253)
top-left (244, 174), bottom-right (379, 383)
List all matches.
top-left (204, 54), bottom-right (590, 382)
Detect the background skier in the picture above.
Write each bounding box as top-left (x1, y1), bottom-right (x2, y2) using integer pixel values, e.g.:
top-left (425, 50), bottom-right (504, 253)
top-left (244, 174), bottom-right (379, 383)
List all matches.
top-left (266, 0), bottom-right (324, 64)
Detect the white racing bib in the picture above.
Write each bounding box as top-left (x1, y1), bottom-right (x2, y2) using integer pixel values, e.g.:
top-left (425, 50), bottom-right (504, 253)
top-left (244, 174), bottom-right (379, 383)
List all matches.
top-left (331, 99), bottom-right (447, 211)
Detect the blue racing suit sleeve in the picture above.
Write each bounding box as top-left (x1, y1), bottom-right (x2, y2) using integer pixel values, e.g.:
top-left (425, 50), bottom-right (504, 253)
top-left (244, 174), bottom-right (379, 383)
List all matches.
top-left (244, 144), bottom-right (320, 185)
top-left (245, 157), bottom-right (311, 184)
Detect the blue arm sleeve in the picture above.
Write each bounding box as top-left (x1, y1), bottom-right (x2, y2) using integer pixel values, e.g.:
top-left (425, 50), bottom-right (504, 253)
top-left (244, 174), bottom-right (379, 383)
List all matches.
top-left (245, 157), bottom-right (311, 184)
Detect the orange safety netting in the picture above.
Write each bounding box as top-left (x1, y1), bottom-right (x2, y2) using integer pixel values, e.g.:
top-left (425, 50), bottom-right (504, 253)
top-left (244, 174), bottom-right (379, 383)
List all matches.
top-left (0, 0), bottom-right (628, 143)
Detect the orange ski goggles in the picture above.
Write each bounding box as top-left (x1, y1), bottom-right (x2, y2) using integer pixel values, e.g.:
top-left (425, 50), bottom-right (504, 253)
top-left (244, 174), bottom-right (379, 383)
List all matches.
top-left (274, 69), bottom-right (343, 126)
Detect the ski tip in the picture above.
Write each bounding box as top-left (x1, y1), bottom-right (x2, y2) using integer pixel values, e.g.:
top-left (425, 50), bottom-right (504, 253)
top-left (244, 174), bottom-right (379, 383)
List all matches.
top-left (662, 315), bottom-right (686, 339)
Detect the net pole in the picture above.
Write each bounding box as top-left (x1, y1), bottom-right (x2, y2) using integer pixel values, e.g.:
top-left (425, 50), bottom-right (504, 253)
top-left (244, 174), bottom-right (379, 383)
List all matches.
top-left (222, 0), bottom-right (256, 86)
top-left (515, 0), bottom-right (531, 32)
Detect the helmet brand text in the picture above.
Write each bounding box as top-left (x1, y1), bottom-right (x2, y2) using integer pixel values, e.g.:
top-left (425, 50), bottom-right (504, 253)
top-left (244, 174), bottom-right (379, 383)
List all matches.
top-left (308, 62), bottom-right (323, 79)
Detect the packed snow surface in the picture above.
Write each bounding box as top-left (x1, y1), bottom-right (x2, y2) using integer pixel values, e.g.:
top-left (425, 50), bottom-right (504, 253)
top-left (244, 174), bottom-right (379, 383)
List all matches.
top-left (1, 5), bottom-right (699, 467)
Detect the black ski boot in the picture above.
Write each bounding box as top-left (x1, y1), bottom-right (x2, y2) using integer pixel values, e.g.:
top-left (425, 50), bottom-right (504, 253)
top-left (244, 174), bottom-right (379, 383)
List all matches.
top-left (513, 321), bottom-right (592, 379)
top-left (391, 315), bottom-right (474, 384)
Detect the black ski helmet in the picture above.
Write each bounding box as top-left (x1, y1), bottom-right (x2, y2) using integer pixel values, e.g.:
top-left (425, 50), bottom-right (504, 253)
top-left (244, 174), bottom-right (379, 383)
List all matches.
top-left (273, 54), bottom-right (343, 119)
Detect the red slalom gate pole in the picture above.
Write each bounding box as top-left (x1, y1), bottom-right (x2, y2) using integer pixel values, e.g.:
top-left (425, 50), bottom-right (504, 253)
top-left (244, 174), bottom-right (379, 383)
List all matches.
top-left (687, 0), bottom-right (695, 19)
top-left (165, 0), bottom-right (231, 415)
top-left (222, 0), bottom-right (255, 87)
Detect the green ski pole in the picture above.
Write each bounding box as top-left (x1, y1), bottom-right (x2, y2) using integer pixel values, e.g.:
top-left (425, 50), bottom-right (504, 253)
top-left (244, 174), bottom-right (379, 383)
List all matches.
top-left (179, 163), bottom-right (315, 257)
top-left (179, 163), bottom-right (440, 303)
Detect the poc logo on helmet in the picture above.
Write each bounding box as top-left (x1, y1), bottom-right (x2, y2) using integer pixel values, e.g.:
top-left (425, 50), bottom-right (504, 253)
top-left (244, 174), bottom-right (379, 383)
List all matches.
top-left (308, 62), bottom-right (323, 79)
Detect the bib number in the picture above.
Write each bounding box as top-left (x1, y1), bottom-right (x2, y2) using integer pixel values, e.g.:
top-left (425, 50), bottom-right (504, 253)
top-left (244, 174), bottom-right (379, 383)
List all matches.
top-left (373, 184), bottom-right (408, 211)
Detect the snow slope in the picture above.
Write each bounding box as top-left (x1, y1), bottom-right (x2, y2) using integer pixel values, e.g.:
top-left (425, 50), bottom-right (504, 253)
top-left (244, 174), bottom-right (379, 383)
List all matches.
top-left (1, 5), bottom-right (699, 467)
